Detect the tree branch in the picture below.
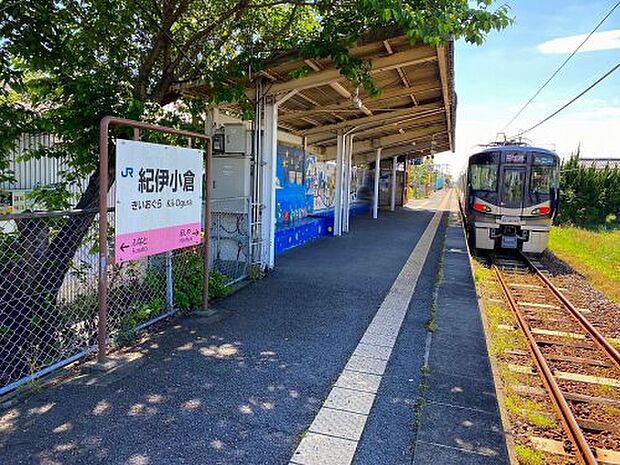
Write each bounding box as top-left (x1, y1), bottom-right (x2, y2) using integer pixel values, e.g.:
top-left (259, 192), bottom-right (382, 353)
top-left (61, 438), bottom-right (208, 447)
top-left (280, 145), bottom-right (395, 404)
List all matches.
top-left (134, 0), bottom-right (192, 100)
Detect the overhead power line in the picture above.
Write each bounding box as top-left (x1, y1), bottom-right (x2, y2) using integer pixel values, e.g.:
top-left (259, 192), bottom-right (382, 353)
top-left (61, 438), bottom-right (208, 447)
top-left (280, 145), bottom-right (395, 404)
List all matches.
top-left (501, 0), bottom-right (620, 132)
top-left (516, 61), bottom-right (620, 136)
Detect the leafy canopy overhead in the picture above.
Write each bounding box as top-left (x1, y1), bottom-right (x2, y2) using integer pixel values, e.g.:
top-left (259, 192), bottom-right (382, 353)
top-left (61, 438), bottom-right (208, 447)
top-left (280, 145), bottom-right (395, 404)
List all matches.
top-left (0, 0), bottom-right (512, 198)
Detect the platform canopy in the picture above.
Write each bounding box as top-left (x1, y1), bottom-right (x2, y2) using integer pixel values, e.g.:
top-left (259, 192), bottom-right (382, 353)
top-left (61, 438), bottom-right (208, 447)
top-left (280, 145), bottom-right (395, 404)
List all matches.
top-left (177, 28), bottom-right (455, 163)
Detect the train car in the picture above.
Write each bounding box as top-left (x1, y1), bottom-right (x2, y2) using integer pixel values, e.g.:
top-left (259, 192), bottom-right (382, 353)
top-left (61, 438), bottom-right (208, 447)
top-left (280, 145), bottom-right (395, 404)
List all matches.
top-left (458, 144), bottom-right (560, 254)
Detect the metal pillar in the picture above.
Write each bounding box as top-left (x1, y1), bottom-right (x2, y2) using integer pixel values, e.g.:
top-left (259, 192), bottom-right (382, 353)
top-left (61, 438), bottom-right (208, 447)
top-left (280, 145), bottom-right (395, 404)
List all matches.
top-left (259, 90), bottom-right (298, 268)
top-left (373, 147), bottom-right (381, 219)
top-left (390, 156), bottom-right (397, 212)
top-left (252, 82), bottom-right (263, 270)
top-left (404, 158), bottom-right (409, 204)
top-left (334, 131), bottom-right (344, 236)
top-left (261, 99), bottom-right (277, 268)
top-left (343, 134), bottom-right (353, 233)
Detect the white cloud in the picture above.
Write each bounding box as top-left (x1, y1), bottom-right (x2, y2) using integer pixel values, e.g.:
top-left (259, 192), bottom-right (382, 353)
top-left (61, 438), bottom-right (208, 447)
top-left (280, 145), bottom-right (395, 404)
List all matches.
top-left (538, 29), bottom-right (620, 54)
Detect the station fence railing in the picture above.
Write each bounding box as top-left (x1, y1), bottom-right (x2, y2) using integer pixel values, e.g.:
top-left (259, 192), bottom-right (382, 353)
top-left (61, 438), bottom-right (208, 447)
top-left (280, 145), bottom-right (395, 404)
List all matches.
top-left (0, 196), bottom-right (250, 395)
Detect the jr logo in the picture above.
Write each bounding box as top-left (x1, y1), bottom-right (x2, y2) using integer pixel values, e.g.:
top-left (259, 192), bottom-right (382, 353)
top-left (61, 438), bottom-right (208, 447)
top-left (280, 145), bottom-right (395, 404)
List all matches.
top-left (121, 167), bottom-right (134, 178)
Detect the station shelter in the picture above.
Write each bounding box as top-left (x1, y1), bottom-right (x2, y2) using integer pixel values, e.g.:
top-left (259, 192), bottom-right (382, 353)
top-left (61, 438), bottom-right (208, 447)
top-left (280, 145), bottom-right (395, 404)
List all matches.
top-left (176, 29), bottom-right (456, 270)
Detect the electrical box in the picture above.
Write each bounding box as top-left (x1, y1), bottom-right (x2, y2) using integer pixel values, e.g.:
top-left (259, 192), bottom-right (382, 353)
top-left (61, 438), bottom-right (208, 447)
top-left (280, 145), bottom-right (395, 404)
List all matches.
top-left (224, 124), bottom-right (251, 154)
top-left (211, 156), bottom-right (251, 213)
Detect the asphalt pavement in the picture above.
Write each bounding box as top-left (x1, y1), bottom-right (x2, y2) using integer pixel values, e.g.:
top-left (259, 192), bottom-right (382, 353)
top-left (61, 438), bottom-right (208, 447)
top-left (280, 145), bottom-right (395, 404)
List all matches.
top-left (1, 202), bottom-right (439, 465)
top-left (1, 191), bottom-right (508, 465)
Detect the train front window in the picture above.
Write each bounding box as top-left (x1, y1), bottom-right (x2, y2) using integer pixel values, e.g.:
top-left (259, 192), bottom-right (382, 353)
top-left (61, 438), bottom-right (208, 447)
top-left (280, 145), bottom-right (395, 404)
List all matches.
top-left (530, 166), bottom-right (557, 193)
top-left (470, 164), bottom-right (498, 191)
top-left (531, 153), bottom-right (559, 193)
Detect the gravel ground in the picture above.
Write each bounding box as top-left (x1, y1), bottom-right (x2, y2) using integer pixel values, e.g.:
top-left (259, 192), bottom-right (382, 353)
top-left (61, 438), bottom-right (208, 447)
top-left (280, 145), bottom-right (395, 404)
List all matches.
top-left (474, 251), bottom-right (620, 464)
top-left (538, 251), bottom-right (620, 339)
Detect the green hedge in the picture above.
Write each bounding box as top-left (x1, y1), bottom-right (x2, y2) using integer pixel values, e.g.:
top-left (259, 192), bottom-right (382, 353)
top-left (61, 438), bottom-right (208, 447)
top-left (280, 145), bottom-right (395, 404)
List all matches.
top-left (557, 152), bottom-right (620, 226)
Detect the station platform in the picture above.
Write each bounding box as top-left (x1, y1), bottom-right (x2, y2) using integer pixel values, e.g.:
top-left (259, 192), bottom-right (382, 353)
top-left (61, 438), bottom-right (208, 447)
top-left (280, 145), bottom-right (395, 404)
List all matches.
top-left (0, 190), bottom-right (508, 465)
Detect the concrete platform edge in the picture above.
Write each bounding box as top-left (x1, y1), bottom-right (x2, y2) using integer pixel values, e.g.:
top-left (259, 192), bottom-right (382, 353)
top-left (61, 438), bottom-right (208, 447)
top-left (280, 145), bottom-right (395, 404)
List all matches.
top-left (458, 208), bottom-right (519, 465)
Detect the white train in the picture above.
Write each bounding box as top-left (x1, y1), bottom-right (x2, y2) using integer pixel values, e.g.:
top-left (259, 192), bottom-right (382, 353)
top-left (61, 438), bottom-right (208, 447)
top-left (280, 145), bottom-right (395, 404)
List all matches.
top-left (458, 144), bottom-right (560, 254)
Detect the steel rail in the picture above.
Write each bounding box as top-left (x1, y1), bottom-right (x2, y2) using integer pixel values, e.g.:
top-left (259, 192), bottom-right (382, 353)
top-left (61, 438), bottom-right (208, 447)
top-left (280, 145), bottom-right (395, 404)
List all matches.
top-left (520, 252), bottom-right (620, 369)
top-left (493, 263), bottom-right (598, 465)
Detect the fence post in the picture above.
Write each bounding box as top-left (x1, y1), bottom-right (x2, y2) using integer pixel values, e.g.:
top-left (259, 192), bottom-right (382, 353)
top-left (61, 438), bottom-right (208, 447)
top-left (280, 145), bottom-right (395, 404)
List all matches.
top-left (165, 251), bottom-right (173, 311)
top-left (97, 118), bottom-right (111, 362)
top-left (202, 140), bottom-right (212, 311)
top-left (246, 196), bottom-right (252, 275)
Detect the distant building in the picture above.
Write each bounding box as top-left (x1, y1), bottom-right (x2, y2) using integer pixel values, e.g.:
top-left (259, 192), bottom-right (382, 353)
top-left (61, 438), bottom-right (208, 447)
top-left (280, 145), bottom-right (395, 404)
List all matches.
top-left (578, 158), bottom-right (620, 169)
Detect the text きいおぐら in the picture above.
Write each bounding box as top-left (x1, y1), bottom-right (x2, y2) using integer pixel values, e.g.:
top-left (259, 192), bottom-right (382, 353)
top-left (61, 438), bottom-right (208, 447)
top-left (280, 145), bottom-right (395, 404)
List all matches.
top-left (130, 198), bottom-right (194, 211)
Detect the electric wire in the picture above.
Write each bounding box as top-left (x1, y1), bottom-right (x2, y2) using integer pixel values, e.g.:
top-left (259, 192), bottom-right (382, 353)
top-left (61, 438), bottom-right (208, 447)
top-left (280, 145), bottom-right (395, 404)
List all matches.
top-left (501, 0), bottom-right (620, 132)
top-left (516, 61), bottom-right (620, 136)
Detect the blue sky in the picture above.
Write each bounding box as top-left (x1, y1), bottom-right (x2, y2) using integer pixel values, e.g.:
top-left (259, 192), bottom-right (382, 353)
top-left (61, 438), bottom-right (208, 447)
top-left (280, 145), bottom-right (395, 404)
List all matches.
top-left (437, 0), bottom-right (620, 172)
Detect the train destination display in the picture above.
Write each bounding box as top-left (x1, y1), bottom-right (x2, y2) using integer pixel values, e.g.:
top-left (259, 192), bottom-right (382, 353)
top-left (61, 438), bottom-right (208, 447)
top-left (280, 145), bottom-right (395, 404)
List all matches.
top-left (114, 139), bottom-right (204, 263)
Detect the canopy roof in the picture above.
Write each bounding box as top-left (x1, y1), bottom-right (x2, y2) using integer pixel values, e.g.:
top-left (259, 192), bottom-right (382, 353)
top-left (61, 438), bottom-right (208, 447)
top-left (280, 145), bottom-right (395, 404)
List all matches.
top-left (178, 29), bottom-right (455, 163)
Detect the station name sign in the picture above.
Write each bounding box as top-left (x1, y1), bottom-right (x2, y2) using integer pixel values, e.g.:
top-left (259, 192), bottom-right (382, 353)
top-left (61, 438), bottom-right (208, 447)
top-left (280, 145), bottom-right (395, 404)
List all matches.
top-left (115, 139), bottom-right (204, 263)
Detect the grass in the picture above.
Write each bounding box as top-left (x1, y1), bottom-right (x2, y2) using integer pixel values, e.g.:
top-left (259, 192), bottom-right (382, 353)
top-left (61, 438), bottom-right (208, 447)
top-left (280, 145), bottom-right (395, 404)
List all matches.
top-left (485, 303), bottom-right (523, 357)
top-left (412, 365), bottom-right (431, 432)
top-left (471, 257), bottom-right (558, 465)
top-left (515, 445), bottom-right (543, 465)
top-left (424, 215), bottom-right (448, 334)
top-left (548, 226), bottom-right (620, 303)
top-left (503, 383), bottom-right (556, 430)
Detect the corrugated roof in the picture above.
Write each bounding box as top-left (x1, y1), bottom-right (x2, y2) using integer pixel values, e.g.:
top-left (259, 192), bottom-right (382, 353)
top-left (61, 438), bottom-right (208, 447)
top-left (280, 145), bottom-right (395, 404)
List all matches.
top-left (176, 29), bottom-right (456, 162)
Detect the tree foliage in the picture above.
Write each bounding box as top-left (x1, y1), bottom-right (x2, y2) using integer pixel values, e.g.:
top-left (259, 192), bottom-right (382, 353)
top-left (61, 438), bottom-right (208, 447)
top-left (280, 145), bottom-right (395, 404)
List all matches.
top-left (1, 0), bottom-right (512, 191)
top-left (0, 0), bottom-right (512, 378)
top-left (557, 148), bottom-right (620, 226)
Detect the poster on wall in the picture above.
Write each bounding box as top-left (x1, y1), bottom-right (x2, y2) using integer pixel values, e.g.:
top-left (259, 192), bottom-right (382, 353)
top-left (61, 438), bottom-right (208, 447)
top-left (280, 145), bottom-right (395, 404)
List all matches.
top-left (304, 155), bottom-right (318, 213)
top-left (114, 139), bottom-right (204, 264)
top-left (312, 161), bottom-right (336, 210)
top-left (276, 145), bottom-right (311, 226)
top-left (0, 190), bottom-right (11, 215)
top-left (0, 190), bottom-right (37, 215)
top-left (278, 146), bottom-right (304, 188)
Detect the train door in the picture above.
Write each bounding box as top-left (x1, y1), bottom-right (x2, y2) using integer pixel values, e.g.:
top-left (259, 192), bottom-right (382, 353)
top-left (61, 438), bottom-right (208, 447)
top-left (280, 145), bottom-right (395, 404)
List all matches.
top-left (499, 166), bottom-right (525, 248)
top-left (500, 167), bottom-right (526, 214)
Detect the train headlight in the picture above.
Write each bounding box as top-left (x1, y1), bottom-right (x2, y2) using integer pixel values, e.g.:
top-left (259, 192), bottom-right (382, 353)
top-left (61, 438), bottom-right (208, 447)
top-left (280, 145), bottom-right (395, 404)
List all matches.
top-left (473, 202), bottom-right (492, 213)
top-left (531, 206), bottom-right (551, 215)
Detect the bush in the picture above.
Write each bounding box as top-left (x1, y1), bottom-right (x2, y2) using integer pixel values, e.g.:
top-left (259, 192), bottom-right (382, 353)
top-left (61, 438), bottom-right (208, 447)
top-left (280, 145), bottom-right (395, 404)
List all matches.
top-left (172, 250), bottom-right (230, 311)
top-left (116, 298), bottom-right (165, 345)
top-left (114, 250), bottom-right (232, 344)
top-left (557, 149), bottom-right (620, 226)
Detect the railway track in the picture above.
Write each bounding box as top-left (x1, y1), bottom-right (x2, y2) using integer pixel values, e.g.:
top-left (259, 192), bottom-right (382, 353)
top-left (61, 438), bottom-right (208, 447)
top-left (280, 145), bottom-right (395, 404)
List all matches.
top-left (492, 252), bottom-right (620, 465)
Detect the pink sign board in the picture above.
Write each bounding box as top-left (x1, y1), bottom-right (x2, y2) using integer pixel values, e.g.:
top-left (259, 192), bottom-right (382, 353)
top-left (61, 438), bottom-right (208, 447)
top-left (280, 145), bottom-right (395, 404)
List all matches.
top-left (115, 140), bottom-right (204, 264)
top-left (115, 223), bottom-right (202, 263)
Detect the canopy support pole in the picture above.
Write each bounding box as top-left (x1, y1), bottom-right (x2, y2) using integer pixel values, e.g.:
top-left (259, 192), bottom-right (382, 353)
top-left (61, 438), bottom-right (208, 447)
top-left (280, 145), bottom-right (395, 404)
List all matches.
top-left (373, 147), bottom-right (382, 219)
top-left (261, 99), bottom-right (277, 269)
top-left (334, 131), bottom-right (344, 236)
top-left (261, 90), bottom-right (298, 268)
top-left (390, 155), bottom-right (397, 211)
top-left (343, 134), bottom-right (353, 233)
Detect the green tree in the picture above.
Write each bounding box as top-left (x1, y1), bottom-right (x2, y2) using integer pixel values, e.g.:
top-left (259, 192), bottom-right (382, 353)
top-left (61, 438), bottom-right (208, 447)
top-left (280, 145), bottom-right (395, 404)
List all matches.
top-left (558, 147), bottom-right (620, 225)
top-left (0, 0), bottom-right (512, 375)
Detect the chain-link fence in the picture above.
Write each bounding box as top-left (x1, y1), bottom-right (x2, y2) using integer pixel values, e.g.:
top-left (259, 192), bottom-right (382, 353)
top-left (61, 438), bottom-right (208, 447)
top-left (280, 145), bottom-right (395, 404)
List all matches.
top-left (209, 197), bottom-right (251, 284)
top-left (0, 196), bottom-right (250, 395)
